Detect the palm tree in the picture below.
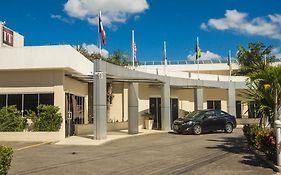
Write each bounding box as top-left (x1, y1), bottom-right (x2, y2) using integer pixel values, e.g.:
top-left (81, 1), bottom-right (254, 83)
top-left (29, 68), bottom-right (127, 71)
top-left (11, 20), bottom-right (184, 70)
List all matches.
top-left (243, 66), bottom-right (281, 126)
top-left (235, 42), bottom-right (275, 76)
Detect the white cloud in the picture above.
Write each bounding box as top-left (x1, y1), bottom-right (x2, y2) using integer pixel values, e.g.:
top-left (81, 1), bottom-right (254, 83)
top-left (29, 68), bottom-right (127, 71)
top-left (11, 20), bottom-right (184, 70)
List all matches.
top-left (82, 43), bottom-right (109, 58)
top-left (187, 50), bottom-right (221, 61)
top-left (51, 14), bottom-right (74, 24)
top-left (272, 47), bottom-right (281, 58)
top-left (201, 9), bottom-right (281, 40)
top-left (64, 0), bottom-right (149, 26)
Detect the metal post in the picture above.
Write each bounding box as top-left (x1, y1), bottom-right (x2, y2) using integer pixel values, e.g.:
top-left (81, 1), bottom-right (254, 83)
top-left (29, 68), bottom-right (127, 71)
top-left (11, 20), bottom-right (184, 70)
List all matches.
top-left (275, 120), bottom-right (281, 166)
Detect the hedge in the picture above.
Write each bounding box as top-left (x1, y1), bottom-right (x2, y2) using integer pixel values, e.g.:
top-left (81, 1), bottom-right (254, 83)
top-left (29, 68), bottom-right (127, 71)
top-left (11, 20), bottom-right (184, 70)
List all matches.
top-left (243, 124), bottom-right (276, 163)
top-left (0, 106), bottom-right (26, 132)
top-left (0, 145), bottom-right (13, 175)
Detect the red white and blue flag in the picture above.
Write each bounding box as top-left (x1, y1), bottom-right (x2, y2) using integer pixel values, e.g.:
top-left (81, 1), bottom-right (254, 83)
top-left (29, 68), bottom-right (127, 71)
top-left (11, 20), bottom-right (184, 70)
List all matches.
top-left (132, 42), bottom-right (137, 62)
top-left (99, 11), bottom-right (106, 46)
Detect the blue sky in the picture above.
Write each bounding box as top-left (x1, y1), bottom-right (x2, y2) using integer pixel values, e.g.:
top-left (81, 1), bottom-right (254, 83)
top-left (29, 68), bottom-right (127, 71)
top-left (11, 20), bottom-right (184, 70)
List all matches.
top-left (1, 0), bottom-right (281, 61)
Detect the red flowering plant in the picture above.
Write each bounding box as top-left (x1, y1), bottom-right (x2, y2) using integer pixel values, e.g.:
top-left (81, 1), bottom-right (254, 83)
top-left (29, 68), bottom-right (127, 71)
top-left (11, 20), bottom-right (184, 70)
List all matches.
top-left (243, 124), bottom-right (276, 163)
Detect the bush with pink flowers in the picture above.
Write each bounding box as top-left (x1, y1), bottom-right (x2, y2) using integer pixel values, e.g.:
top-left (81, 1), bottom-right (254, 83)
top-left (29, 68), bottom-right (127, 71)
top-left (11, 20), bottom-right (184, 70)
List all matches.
top-left (243, 124), bottom-right (276, 163)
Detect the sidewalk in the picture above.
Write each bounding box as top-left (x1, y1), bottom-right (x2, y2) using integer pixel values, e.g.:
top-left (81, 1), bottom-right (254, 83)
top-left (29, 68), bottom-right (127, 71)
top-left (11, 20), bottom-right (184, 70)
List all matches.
top-left (55, 129), bottom-right (167, 146)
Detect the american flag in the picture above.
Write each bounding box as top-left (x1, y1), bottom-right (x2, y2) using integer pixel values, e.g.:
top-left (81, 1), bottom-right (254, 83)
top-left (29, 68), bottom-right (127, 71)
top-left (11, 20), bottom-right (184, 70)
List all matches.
top-left (132, 42), bottom-right (137, 62)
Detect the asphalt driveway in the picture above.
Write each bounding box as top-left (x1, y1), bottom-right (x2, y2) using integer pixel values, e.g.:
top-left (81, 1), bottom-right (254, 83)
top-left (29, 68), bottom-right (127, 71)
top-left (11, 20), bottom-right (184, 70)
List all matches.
top-left (2, 129), bottom-right (275, 175)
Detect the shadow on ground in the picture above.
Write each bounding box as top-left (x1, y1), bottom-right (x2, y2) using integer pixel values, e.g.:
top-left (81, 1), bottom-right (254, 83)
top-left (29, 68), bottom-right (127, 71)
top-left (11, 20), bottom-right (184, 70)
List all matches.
top-left (206, 135), bottom-right (271, 169)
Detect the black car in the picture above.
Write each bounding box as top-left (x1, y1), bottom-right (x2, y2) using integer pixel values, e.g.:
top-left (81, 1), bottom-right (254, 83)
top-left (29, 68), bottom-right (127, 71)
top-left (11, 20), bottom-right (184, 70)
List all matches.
top-left (172, 109), bottom-right (236, 135)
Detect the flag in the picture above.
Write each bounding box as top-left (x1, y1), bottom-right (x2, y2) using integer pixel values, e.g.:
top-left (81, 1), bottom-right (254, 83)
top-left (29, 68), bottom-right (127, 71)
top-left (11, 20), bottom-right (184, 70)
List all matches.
top-left (132, 42), bottom-right (137, 62)
top-left (99, 11), bottom-right (106, 46)
top-left (227, 50), bottom-right (232, 71)
top-left (195, 37), bottom-right (201, 60)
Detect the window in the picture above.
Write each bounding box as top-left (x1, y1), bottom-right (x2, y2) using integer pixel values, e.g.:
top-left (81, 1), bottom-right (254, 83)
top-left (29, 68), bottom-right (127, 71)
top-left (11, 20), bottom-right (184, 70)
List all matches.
top-left (0, 93), bottom-right (54, 115)
top-left (248, 101), bottom-right (256, 118)
top-left (207, 100), bottom-right (221, 110)
top-left (39, 93), bottom-right (54, 105)
top-left (0, 95), bottom-right (6, 108)
top-left (236, 101), bottom-right (242, 118)
top-left (8, 94), bottom-right (22, 111)
top-left (24, 94), bottom-right (38, 112)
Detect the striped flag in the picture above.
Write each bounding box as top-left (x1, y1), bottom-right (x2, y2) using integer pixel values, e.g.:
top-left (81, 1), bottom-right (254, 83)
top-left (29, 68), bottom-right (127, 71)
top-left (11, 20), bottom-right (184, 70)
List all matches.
top-left (132, 42), bottom-right (137, 62)
top-left (195, 37), bottom-right (201, 60)
top-left (99, 11), bottom-right (106, 46)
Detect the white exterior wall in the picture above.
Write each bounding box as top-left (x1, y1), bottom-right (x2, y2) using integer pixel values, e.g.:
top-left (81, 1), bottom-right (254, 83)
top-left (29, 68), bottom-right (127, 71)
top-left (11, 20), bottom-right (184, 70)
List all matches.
top-left (13, 32), bottom-right (24, 47)
top-left (0, 69), bottom-right (66, 140)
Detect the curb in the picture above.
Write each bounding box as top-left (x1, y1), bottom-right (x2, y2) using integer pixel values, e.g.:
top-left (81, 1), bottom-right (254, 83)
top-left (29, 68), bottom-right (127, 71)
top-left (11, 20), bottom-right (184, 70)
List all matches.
top-left (250, 147), bottom-right (281, 172)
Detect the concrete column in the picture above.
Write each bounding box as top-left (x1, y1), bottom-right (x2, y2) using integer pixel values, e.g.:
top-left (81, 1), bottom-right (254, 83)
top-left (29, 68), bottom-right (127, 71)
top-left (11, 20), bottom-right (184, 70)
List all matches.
top-left (194, 87), bottom-right (203, 110)
top-left (123, 83), bottom-right (129, 122)
top-left (228, 83), bottom-right (236, 117)
top-left (128, 82), bottom-right (139, 134)
top-left (54, 85), bottom-right (65, 140)
top-left (161, 81), bottom-right (171, 131)
top-left (93, 59), bottom-right (107, 140)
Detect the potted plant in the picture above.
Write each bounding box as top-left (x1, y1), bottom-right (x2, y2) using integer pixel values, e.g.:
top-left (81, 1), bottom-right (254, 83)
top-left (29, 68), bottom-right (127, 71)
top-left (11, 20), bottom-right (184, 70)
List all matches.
top-left (143, 112), bottom-right (154, 130)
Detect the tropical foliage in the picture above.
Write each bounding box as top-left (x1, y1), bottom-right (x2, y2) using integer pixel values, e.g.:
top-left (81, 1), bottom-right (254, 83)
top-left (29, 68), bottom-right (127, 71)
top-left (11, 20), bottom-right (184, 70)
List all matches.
top-left (75, 45), bottom-right (129, 66)
top-left (0, 145), bottom-right (13, 175)
top-left (29, 105), bottom-right (63, 132)
top-left (237, 42), bottom-right (279, 126)
top-left (235, 42), bottom-right (275, 76)
top-left (243, 124), bottom-right (276, 163)
top-left (105, 50), bottom-right (129, 66)
top-left (0, 106), bottom-right (26, 132)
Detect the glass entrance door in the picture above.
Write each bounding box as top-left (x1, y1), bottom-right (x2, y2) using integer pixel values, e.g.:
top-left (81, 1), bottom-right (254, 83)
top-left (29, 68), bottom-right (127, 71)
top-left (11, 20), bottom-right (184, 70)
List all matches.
top-left (65, 93), bottom-right (85, 137)
top-left (149, 97), bottom-right (161, 129)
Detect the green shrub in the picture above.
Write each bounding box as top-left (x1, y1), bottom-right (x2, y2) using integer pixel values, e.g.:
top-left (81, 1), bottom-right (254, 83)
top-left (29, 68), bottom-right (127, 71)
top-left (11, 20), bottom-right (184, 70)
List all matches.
top-left (0, 145), bottom-right (13, 175)
top-left (142, 112), bottom-right (154, 120)
top-left (31, 105), bottom-right (63, 132)
top-left (243, 124), bottom-right (276, 163)
top-left (0, 106), bottom-right (26, 132)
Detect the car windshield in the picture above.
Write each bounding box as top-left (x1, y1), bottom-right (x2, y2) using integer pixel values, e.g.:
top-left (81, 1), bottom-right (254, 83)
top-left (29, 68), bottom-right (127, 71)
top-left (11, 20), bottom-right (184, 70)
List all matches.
top-left (185, 111), bottom-right (204, 119)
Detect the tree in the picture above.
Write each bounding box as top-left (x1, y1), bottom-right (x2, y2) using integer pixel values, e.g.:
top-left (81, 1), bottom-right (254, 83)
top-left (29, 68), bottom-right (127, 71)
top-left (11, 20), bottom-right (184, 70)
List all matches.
top-left (74, 45), bottom-right (129, 66)
top-left (235, 42), bottom-right (275, 76)
top-left (237, 42), bottom-right (279, 126)
top-left (105, 50), bottom-right (129, 66)
top-left (242, 65), bottom-right (281, 126)
top-left (74, 45), bottom-right (103, 61)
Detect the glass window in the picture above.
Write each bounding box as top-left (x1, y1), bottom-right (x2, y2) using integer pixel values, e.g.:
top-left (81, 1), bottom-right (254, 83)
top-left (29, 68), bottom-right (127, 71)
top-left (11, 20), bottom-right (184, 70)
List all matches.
top-left (39, 93), bottom-right (54, 105)
top-left (214, 101), bottom-right (221, 110)
top-left (8, 94), bottom-right (22, 110)
top-left (248, 101), bottom-right (256, 118)
top-left (24, 94), bottom-right (38, 112)
top-left (207, 101), bottom-right (213, 109)
top-left (207, 100), bottom-right (221, 110)
top-left (0, 95), bottom-right (6, 108)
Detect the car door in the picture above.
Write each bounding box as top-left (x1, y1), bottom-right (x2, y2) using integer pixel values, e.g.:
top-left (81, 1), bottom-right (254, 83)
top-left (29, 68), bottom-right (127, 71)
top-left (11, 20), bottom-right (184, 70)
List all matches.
top-left (201, 111), bottom-right (217, 131)
top-left (214, 110), bottom-right (227, 130)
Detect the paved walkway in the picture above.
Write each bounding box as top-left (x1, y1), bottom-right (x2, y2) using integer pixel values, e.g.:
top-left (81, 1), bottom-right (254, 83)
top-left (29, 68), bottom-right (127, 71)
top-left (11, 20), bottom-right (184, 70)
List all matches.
top-left (55, 129), bottom-right (166, 145)
top-left (7, 129), bottom-right (276, 175)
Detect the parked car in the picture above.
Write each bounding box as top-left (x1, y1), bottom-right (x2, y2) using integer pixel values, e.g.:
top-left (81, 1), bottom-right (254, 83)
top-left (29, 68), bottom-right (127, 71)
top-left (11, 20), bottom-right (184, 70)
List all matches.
top-left (172, 109), bottom-right (236, 135)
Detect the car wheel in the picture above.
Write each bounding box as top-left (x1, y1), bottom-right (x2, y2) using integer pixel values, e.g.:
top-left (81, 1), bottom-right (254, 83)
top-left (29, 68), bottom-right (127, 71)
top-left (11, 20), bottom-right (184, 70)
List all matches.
top-left (224, 123), bottom-right (233, 133)
top-left (193, 125), bottom-right (202, 135)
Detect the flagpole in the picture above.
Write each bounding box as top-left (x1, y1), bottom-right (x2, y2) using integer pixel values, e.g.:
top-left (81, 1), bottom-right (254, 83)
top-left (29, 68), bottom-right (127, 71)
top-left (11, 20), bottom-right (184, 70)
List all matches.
top-left (164, 41), bottom-right (167, 76)
top-left (197, 37), bottom-right (199, 80)
top-left (228, 50), bottom-right (232, 82)
top-left (132, 30), bottom-right (135, 68)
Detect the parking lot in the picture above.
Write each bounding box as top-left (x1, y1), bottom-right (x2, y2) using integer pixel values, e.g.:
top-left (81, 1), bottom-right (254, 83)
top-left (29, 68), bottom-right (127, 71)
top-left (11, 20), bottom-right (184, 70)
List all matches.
top-left (2, 129), bottom-right (275, 175)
